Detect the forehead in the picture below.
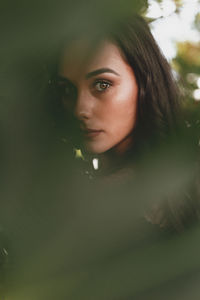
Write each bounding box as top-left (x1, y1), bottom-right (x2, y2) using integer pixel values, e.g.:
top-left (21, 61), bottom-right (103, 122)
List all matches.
top-left (58, 39), bottom-right (128, 80)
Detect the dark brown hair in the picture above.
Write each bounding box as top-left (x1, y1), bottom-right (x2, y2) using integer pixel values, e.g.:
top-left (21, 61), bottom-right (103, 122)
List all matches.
top-left (46, 13), bottom-right (200, 232)
top-left (109, 15), bottom-right (180, 142)
top-left (48, 14), bottom-right (181, 156)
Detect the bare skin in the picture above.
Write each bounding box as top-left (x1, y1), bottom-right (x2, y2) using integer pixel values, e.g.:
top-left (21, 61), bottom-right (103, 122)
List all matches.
top-left (58, 39), bottom-right (138, 173)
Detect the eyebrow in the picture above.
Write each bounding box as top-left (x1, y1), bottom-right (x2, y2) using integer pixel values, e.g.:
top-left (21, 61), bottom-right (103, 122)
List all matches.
top-left (85, 68), bottom-right (120, 79)
top-left (57, 68), bottom-right (120, 84)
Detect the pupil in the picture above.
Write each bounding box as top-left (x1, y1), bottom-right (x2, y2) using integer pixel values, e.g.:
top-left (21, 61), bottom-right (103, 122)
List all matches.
top-left (100, 83), bottom-right (107, 89)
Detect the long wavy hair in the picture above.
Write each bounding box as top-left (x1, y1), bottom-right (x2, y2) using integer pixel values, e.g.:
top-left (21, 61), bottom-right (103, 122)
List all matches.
top-left (109, 15), bottom-right (180, 140)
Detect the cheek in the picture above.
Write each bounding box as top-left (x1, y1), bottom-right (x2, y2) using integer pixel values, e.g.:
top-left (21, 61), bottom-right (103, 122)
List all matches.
top-left (105, 84), bottom-right (138, 132)
top-left (83, 82), bottom-right (138, 154)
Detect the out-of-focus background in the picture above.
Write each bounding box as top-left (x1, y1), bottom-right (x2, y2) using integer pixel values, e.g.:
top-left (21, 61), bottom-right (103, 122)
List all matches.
top-left (147, 0), bottom-right (200, 118)
top-left (0, 0), bottom-right (200, 299)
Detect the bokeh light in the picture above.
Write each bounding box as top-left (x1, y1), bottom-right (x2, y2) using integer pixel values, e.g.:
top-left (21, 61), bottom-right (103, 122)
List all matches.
top-left (193, 89), bottom-right (200, 101)
top-left (147, 0), bottom-right (200, 60)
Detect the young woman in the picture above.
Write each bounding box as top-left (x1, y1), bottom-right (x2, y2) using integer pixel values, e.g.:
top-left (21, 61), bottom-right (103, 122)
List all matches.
top-left (48, 14), bottom-right (180, 179)
top-left (46, 13), bottom-right (200, 233)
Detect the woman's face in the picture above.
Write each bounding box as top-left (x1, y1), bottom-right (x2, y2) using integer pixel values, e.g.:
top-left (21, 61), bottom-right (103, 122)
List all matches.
top-left (58, 39), bottom-right (138, 154)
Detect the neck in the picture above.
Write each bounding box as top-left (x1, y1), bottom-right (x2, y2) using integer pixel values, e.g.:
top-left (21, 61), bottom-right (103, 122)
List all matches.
top-left (86, 134), bottom-right (135, 176)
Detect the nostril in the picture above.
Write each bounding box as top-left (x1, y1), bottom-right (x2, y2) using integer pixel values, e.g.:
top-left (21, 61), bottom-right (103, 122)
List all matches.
top-left (74, 109), bottom-right (90, 120)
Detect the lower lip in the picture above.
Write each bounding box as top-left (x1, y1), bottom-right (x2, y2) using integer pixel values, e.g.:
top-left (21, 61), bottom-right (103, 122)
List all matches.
top-left (83, 131), bottom-right (103, 138)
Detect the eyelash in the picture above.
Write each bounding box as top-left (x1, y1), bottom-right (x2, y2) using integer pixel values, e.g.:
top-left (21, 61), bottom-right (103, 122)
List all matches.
top-left (54, 78), bottom-right (113, 100)
top-left (93, 79), bottom-right (112, 93)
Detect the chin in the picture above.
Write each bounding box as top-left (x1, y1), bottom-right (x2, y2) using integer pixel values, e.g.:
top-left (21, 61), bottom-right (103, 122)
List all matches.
top-left (83, 142), bottom-right (110, 155)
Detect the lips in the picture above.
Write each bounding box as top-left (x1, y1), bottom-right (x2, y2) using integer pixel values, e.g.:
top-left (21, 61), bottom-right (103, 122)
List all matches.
top-left (82, 128), bottom-right (103, 138)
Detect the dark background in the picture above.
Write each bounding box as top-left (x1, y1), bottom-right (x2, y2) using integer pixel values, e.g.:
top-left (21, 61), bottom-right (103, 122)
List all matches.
top-left (0, 0), bottom-right (200, 299)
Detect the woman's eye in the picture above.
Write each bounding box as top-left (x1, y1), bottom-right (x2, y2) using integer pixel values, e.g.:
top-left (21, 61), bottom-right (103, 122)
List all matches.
top-left (94, 81), bottom-right (111, 92)
top-left (63, 86), bottom-right (72, 96)
top-left (57, 84), bottom-right (76, 100)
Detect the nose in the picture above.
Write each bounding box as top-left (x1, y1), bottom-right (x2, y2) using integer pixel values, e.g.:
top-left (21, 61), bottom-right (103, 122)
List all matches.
top-left (74, 89), bottom-right (93, 121)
